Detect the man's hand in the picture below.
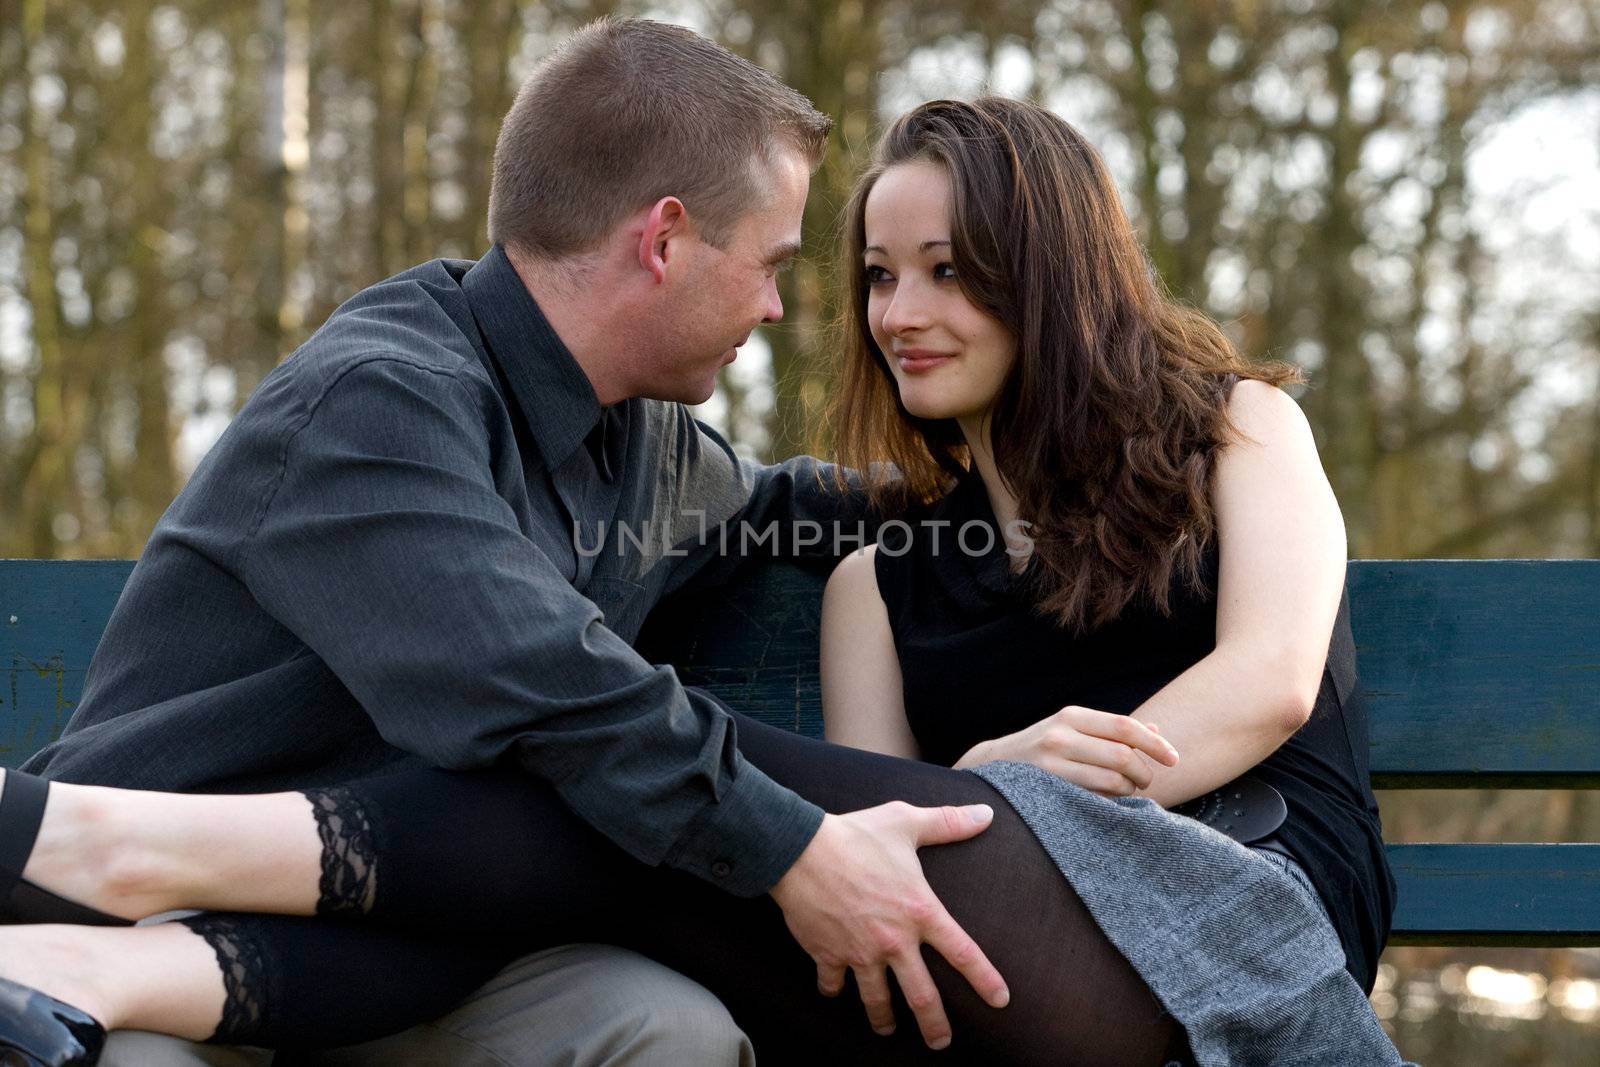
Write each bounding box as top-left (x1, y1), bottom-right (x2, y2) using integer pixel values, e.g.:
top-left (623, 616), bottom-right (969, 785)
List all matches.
top-left (953, 706), bottom-right (1179, 796)
top-left (768, 802), bottom-right (1010, 1049)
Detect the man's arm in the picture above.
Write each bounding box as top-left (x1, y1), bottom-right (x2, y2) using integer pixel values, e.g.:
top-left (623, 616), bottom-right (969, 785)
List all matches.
top-left (245, 361), bottom-right (1008, 1044)
top-left (659, 409), bottom-right (881, 596)
top-left (242, 356), bottom-right (818, 895)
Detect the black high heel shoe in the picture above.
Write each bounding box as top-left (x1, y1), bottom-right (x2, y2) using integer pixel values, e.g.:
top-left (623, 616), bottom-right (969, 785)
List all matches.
top-left (0, 974), bottom-right (105, 1066)
top-left (0, 771), bottom-right (131, 927)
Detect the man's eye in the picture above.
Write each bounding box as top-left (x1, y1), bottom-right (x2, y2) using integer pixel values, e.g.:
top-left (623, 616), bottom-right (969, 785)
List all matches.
top-left (864, 265), bottom-right (892, 284)
top-left (933, 262), bottom-right (957, 281)
top-left (769, 259), bottom-right (796, 277)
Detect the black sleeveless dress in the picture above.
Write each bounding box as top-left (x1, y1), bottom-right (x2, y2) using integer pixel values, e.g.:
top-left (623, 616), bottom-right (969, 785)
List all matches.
top-left (872, 466), bottom-right (1396, 994)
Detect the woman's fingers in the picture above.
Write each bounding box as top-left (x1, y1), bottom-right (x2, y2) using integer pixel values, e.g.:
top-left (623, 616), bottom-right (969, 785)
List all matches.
top-left (1050, 734), bottom-right (1157, 791)
top-left (1037, 759), bottom-right (1140, 796)
top-left (1058, 706), bottom-right (1179, 766)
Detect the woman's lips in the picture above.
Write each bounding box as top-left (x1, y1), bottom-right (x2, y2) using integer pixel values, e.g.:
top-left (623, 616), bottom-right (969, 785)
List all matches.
top-left (896, 350), bottom-right (953, 373)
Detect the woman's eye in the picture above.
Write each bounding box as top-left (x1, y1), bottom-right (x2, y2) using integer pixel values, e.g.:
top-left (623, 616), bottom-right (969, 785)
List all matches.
top-left (933, 262), bottom-right (957, 281)
top-left (864, 265), bottom-right (892, 285)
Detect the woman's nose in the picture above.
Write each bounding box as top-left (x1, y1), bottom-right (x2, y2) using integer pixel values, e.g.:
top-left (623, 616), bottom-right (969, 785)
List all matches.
top-left (880, 281), bottom-right (929, 335)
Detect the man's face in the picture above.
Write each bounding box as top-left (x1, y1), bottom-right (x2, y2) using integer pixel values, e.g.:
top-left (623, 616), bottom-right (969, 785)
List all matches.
top-left (645, 147), bottom-right (810, 404)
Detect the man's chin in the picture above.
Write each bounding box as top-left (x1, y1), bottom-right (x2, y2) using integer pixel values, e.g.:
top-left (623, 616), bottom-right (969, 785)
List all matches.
top-left (644, 358), bottom-right (730, 406)
top-left (637, 380), bottom-right (717, 406)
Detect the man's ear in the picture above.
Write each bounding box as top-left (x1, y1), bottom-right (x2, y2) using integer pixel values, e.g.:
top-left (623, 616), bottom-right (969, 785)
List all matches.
top-left (637, 196), bottom-right (689, 284)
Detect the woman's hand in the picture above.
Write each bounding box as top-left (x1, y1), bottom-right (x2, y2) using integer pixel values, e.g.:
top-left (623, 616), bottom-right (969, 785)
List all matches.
top-left (953, 706), bottom-right (1179, 796)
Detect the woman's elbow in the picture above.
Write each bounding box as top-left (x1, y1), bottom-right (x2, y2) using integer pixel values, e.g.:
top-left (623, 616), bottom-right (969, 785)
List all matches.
top-left (1229, 646), bottom-right (1321, 736)
top-left (1273, 683), bottom-right (1317, 734)
top-left (1268, 656), bottom-right (1325, 734)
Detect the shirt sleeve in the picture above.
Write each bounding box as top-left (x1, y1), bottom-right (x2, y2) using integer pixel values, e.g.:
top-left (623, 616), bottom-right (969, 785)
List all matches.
top-left (659, 406), bottom-right (885, 596)
top-left (241, 356), bottom-right (822, 896)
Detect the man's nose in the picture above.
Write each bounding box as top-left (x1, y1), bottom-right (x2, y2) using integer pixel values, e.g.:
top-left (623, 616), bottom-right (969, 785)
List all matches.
top-left (763, 276), bottom-right (784, 323)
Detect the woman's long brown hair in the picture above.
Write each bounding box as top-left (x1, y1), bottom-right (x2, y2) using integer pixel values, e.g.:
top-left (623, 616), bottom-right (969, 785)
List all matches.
top-left (826, 96), bottom-right (1301, 631)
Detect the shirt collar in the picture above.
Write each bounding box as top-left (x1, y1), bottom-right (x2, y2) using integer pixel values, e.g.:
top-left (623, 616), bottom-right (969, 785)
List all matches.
top-left (461, 243), bottom-right (602, 471)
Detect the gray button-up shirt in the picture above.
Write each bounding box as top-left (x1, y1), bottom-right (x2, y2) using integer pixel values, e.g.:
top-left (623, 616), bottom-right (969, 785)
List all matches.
top-left (26, 245), bottom-right (877, 896)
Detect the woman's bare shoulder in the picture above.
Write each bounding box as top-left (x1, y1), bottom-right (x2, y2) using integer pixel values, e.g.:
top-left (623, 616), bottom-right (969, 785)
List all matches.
top-left (825, 543), bottom-right (881, 596)
top-left (1226, 379), bottom-right (1316, 449)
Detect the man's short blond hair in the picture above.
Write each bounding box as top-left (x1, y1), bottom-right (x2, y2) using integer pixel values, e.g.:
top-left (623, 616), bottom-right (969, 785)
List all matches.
top-left (488, 18), bottom-right (831, 258)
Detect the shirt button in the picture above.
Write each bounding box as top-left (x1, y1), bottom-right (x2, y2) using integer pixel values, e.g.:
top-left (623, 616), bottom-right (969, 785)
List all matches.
top-left (711, 860), bottom-right (733, 879)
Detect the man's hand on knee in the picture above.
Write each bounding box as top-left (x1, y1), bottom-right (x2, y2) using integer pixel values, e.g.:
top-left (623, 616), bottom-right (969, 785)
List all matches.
top-left (768, 802), bottom-right (1011, 1050)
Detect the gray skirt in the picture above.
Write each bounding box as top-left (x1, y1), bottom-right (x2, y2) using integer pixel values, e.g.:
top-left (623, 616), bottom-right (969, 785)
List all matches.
top-left (970, 761), bottom-right (1412, 1067)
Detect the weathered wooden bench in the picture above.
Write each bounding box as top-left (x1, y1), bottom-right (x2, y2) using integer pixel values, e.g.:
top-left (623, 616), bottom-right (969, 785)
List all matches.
top-left (4, 558), bottom-right (1597, 947)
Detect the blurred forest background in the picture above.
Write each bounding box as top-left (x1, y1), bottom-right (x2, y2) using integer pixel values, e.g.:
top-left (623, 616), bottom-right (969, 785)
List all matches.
top-left (1, 0), bottom-right (1597, 1061)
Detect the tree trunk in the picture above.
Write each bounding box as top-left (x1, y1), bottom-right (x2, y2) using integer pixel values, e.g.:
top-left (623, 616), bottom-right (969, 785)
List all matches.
top-left (400, 0), bottom-right (439, 262)
top-left (371, 0), bottom-right (406, 276)
top-left (1307, 0), bottom-right (1377, 553)
top-left (463, 0), bottom-right (516, 254)
top-left (278, 0), bottom-right (312, 341)
top-left (17, 0), bottom-right (80, 557)
top-left (125, 9), bottom-right (177, 543)
top-left (745, 0), bottom-right (885, 461)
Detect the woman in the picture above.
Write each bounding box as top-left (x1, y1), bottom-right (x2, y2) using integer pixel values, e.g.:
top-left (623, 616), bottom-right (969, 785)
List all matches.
top-left (818, 96), bottom-right (1400, 1060)
top-left (0, 97), bottom-right (1402, 1066)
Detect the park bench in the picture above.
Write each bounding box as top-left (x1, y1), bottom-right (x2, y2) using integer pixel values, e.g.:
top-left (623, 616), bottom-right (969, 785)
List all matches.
top-left (3, 557), bottom-right (1597, 949)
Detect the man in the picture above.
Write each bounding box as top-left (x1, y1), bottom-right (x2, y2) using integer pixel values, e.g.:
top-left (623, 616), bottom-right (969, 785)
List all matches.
top-left (25, 17), bottom-right (1007, 1066)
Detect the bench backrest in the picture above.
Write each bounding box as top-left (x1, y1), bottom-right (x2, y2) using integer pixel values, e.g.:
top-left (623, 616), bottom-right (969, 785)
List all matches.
top-left (5, 558), bottom-right (1597, 945)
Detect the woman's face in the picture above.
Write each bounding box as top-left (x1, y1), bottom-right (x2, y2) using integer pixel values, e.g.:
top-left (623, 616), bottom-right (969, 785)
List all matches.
top-left (862, 160), bottom-right (1016, 429)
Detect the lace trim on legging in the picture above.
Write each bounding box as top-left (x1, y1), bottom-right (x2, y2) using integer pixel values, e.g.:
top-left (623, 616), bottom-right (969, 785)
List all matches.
top-left (303, 785), bottom-right (378, 917)
top-left (187, 914), bottom-right (267, 1043)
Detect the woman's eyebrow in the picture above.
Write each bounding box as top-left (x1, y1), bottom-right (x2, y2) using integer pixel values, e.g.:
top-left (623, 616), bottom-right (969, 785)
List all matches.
top-left (863, 239), bottom-right (951, 255)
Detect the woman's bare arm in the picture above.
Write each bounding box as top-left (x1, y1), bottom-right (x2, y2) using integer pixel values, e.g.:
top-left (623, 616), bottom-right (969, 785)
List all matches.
top-left (819, 545), bottom-right (921, 759)
top-left (1129, 379), bottom-right (1349, 806)
top-left (819, 379), bottom-right (1341, 798)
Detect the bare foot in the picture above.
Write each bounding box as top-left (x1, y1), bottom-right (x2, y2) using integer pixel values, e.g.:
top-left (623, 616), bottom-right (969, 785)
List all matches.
top-left (0, 922), bottom-right (226, 1039)
top-left (2, 769), bottom-right (168, 922)
top-left (0, 924), bottom-right (116, 1028)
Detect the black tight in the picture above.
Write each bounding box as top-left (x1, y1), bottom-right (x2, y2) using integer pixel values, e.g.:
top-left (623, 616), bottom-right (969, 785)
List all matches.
top-left (182, 703), bottom-right (1186, 1066)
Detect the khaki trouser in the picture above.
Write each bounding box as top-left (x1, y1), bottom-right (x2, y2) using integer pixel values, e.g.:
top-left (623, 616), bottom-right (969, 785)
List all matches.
top-left (101, 943), bottom-right (754, 1067)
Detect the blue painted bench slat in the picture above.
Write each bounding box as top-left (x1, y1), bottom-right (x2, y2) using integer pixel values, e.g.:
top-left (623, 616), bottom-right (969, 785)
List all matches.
top-left (5, 557), bottom-right (1598, 946)
top-left (1387, 844), bottom-right (1600, 945)
top-left (3, 560), bottom-right (134, 761)
top-left (1349, 561), bottom-right (1600, 787)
